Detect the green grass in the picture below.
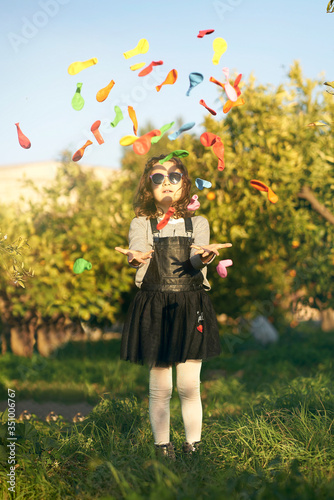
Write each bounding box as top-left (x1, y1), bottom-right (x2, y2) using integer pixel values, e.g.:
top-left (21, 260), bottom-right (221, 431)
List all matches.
top-left (0, 322), bottom-right (334, 499)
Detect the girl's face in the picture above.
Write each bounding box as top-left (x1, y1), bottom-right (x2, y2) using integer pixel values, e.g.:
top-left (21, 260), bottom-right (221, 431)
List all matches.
top-left (150, 161), bottom-right (184, 212)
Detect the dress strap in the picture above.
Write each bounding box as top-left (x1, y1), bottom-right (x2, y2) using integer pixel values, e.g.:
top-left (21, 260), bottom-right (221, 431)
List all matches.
top-left (184, 217), bottom-right (193, 234)
top-left (150, 219), bottom-right (160, 242)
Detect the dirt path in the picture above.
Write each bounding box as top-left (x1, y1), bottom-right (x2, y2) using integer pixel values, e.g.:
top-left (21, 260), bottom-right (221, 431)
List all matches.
top-left (0, 399), bottom-right (94, 421)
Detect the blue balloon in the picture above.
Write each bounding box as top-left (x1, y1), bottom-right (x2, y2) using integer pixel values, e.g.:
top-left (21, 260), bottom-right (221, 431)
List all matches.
top-left (168, 122), bottom-right (196, 140)
top-left (186, 72), bottom-right (204, 96)
top-left (195, 178), bottom-right (212, 190)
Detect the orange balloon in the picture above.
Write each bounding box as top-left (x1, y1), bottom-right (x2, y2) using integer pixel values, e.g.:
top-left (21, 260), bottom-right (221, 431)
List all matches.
top-left (250, 179), bottom-right (278, 204)
top-left (206, 192), bottom-right (216, 201)
top-left (90, 120), bottom-right (104, 145)
top-left (209, 76), bottom-right (225, 89)
top-left (156, 69), bottom-right (178, 92)
top-left (200, 132), bottom-right (218, 147)
top-left (96, 79), bottom-right (115, 102)
top-left (72, 140), bottom-right (93, 162)
top-left (133, 129), bottom-right (161, 155)
top-left (138, 60), bottom-right (163, 77)
top-left (223, 96), bottom-right (245, 114)
top-left (212, 137), bottom-right (225, 171)
top-left (128, 106), bottom-right (138, 136)
top-left (200, 132), bottom-right (225, 170)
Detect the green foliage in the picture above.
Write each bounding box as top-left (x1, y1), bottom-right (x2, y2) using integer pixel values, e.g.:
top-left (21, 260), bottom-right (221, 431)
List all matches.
top-left (0, 154), bottom-right (137, 325)
top-left (0, 228), bottom-right (34, 288)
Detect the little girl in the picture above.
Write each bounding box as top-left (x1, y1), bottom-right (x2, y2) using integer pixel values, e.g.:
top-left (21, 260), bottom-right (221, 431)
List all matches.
top-left (115, 153), bottom-right (231, 459)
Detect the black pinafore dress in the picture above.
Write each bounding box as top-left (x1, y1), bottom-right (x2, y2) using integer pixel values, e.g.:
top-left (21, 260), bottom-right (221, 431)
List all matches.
top-left (120, 218), bottom-right (221, 367)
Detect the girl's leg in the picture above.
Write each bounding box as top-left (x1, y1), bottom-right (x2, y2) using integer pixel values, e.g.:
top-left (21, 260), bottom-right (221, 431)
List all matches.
top-left (176, 360), bottom-right (202, 444)
top-left (149, 366), bottom-right (173, 444)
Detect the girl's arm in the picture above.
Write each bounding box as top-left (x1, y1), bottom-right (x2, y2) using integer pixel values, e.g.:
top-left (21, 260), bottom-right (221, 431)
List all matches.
top-left (115, 218), bottom-right (153, 268)
top-left (190, 217), bottom-right (232, 267)
top-left (129, 217), bottom-right (153, 267)
top-left (189, 217), bottom-right (213, 270)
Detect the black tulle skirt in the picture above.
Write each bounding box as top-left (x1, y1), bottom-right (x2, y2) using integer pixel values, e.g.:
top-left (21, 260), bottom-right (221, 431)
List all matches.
top-left (120, 289), bottom-right (221, 367)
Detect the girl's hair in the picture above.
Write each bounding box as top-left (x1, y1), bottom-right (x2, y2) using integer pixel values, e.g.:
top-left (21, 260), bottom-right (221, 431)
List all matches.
top-left (133, 154), bottom-right (193, 219)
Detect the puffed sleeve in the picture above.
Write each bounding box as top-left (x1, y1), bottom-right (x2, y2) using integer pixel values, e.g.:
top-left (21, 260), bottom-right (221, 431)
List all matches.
top-left (128, 217), bottom-right (149, 268)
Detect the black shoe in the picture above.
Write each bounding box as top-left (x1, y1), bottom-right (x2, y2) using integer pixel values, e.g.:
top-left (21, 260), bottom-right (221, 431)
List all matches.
top-left (154, 442), bottom-right (176, 461)
top-left (182, 441), bottom-right (201, 455)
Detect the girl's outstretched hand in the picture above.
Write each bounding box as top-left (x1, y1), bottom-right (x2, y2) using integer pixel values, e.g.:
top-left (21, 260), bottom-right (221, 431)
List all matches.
top-left (115, 247), bottom-right (154, 267)
top-left (191, 243), bottom-right (232, 264)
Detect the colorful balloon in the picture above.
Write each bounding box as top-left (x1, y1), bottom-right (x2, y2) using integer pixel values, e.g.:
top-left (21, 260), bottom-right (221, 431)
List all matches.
top-left (186, 72), bottom-right (204, 96)
top-left (168, 122), bottom-right (195, 140)
top-left (133, 130), bottom-right (161, 155)
top-left (156, 69), bottom-right (178, 92)
top-left (216, 259), bottom-right (233, 278)
top-left (15, 123), bottom-right (31, 149)
top-left (128, 106), bottom-right (138, 135)
top-left (151, 121), bottom-right (175, 144)
top-left (222, 67), bottom-right (237, 101)
top-left (223, 96), bottom-right (245, 114)
top-left (212, 37), bottom-right (227, 65)
top-left (110, 106), bottom-right (124, 127)
top-left (200, 132), bottom-right (218, 147)
top-left (71, 83), bottom-right (84, 111)
top-left (138, 60), bottom-right (163, 77)
top-left (90, 120), bottom-right (104, 145)
top-left (96, 79), bottom-right (115, 102)
top-left (72, 140), bottom-right (93, 162)
top-left (187, 194), bottom-right (200, 211)
top-left (199, 99), bottom-right (217, 115)
top-left (213, 137), bottom-right (225, 171)
top-left (250, 180), bottom-right (278, 204)
top-left (197, 29), bottom-right (215, 38)
top-left (73, 258), bottom-right (92, 274)
top-left (130, 62), bottom-right (146, 71)
top-left (123, 38), bottom-right (149, 59)
top-left (200, 132), bottom-right (225, 170)
top-left (120, 135), bottom-right (138, 146)
top-left (159, 150), bottom-right (189, 164)
top-left (156, 207), bottom-right (176, 230)
top-left (195, 178), bottom-right (212, 190)
top-left (68, 58), bottom-right (98, 75)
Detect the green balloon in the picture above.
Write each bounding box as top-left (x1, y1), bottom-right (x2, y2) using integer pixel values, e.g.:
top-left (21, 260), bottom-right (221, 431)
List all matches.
top-left (159, 150), bottom-right (189, 164)
top-left (71, 83), bottom-right (84, 111)
top-left (110, 105), bottom-right (124, 127)
top-left (73, 258), bottom-right (92, 274)
top-left (151, 121), bottom-right (175, 144)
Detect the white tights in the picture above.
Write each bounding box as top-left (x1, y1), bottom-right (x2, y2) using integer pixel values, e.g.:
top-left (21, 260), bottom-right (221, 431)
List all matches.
top-left (149, 360), bottom-right (202, 445)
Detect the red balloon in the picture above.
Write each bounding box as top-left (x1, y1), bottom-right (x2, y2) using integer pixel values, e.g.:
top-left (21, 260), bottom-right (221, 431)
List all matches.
top-left (15, 122), bottom-right (31, 149)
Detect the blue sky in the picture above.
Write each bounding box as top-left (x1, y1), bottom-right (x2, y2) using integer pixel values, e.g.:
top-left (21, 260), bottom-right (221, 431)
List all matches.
top-left (0, 0), bottom-right (332, 169)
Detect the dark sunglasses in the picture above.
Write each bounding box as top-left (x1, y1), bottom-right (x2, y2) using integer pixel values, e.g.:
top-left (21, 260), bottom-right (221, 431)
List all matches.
top-left (149, 172), bottom-right (183, 185)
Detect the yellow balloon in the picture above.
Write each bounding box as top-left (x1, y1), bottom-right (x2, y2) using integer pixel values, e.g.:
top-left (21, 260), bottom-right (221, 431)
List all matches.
top-left (68, 57), bottom-right (98, 75)
top-left (120, 135), bottom-right (138, 146)
top-left (123, 38), bottom-right (149, 59)
top-left (130, 62), bottom-right (146, 71)
top-left (212, 38), bottom-right (227, 65)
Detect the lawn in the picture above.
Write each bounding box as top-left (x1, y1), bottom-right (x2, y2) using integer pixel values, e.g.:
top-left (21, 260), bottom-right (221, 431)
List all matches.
top-left (0, 322), bottom-right (333, 499)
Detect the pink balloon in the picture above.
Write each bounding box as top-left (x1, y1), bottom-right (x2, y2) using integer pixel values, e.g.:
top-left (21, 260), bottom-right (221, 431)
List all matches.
top-left (187, 194), bottom-right (200, 211)
top-left (216, 259), bottom-right (233, 278)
